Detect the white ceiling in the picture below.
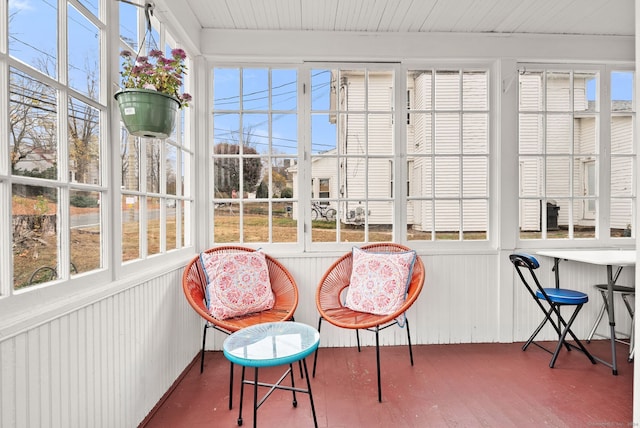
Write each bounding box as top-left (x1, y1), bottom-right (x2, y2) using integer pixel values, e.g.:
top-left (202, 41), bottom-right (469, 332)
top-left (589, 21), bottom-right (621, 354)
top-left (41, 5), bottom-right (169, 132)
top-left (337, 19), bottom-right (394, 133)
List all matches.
top-left (178, 0), bottom-right (634, 36)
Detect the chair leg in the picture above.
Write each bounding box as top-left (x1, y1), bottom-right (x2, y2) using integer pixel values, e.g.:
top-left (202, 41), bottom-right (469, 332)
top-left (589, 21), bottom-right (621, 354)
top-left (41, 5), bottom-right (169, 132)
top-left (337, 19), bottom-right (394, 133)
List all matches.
top-left (200, 323), bottom-right (208, 373)
top-left (375, 327), bottom-right (382, 403)
top-left (587, 299), bottom-right (607, 342)
top-left (405, 318), bottom-right (414, 366)
top-left (356, 329), bottom-right (361, 352)
top-left (229, 361), bottom-right (234, 410)
top-left (312, 317), bottom-right (323, 377)
top-left (549, 304), bottom-right (596, 367)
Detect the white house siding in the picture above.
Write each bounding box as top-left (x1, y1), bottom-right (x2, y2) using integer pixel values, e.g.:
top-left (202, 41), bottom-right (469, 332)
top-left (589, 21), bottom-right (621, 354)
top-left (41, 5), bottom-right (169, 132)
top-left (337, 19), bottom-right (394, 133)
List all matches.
top-left (517, 74), bottom-right (634, 232)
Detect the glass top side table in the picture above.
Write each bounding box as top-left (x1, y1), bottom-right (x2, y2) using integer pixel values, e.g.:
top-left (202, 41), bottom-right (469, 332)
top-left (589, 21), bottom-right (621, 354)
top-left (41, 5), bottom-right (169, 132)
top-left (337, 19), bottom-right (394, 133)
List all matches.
top-left (223, 321), bottom-right (320, 427)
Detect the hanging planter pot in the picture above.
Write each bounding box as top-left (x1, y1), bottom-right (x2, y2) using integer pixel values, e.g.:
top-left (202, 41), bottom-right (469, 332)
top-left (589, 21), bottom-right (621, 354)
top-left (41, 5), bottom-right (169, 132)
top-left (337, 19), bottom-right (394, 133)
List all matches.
top-left (114, 88), bottom-right (180, 139)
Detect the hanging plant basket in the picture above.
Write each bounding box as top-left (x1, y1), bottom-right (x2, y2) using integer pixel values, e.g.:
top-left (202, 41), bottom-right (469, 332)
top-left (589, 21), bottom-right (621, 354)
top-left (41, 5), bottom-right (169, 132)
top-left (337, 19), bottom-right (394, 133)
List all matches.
top-left (114, 88), bottom-right (180, 139)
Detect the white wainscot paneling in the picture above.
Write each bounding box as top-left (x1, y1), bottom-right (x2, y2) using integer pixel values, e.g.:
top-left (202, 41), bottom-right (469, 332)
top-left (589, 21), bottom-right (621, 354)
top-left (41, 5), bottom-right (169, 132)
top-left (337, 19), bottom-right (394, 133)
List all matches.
top-left (0, 268), bottom-right (200, 428)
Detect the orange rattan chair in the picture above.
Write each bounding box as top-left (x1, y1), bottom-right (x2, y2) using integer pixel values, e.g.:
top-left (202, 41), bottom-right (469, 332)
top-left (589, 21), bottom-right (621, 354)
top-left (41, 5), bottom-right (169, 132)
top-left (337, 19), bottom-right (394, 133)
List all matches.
top-left (312, 243), bottom-right (425, 402)
top-left (182, 246), bottom-right (299, 409)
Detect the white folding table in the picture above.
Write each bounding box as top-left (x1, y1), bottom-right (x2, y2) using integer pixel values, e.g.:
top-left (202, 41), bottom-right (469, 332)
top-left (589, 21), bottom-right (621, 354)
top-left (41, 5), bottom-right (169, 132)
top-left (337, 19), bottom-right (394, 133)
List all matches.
top-left (536, 249), bottom-right (636, 375)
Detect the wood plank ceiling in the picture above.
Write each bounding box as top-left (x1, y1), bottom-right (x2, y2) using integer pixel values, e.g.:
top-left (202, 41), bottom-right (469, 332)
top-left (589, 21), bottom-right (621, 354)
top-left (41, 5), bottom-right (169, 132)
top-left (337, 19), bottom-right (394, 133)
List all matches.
top-left (181, 0), bottom-right (634, 36)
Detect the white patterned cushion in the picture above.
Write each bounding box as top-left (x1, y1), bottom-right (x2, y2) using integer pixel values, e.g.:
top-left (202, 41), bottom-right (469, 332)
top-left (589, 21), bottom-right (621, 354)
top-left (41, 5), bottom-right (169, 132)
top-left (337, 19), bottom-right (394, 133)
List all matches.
top-left (200, 250), bottom-right (275, 320)
top-left (345, 246), bottom-right (417, 315)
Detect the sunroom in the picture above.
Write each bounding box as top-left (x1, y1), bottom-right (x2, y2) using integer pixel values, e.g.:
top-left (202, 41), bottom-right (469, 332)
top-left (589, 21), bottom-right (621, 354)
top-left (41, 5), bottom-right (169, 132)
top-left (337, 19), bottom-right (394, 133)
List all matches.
top-left (0, 0), bottom-right (638, 426)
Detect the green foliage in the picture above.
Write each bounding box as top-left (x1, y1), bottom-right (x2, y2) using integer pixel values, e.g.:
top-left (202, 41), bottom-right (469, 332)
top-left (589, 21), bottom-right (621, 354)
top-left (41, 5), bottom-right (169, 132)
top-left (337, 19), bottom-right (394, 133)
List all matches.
top-left (70, 194), bottom-right (99, 208)
top-left (280, 187), bottom-right (293, 198)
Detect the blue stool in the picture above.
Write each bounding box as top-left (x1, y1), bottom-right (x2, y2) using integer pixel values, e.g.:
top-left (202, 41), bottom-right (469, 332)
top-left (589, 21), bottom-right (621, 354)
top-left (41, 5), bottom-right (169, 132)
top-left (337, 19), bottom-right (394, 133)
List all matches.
top-left (510, 253), bottom-right (596, 368)
top-left (223, 322), bottom-right (320, 428)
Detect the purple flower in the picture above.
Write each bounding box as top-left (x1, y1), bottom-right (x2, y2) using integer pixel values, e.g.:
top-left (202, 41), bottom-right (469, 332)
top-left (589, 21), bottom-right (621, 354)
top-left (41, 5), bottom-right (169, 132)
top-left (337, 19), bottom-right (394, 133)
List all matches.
top-left (120, 50), bottom-right (133, 58)
top-left (148, 49), bottom-right (163, 58)
top-left (171, 48), bottom-right (186, 60)
top-left (180, 93), bottom-right (193, 102)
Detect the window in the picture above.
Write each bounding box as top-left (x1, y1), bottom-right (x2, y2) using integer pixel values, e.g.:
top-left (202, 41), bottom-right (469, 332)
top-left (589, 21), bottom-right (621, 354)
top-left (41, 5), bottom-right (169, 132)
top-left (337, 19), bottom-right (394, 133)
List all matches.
top-left (211, 65), bottom-right (491, 246)
top-left (212, 67), bottom-right (298, 244)
top-left (119, 3), bottom-right (193, 262)
top-left (518, 66), bottom-right (635, 241)
top-left (8, 0), bottom-right (105, 289)
top-left (406, 69), bottom-right (490, 241)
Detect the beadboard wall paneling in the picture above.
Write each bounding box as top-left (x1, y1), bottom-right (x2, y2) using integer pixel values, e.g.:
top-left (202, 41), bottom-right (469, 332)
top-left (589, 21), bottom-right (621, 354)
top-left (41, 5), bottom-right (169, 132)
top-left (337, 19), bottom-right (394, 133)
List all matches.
top-left (0, 268), bottom-right (200, 428)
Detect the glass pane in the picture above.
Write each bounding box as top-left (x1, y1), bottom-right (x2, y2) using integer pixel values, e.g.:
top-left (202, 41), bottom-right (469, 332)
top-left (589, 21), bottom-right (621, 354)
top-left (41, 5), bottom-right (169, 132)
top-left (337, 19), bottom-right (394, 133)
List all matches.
top-left (611, 71), bottom-right (634, 110)
top-left (408, 200), bottom-right (433, 241)
top-left (435, 157), bottom-right (460, 197)
top-left (119, 0), bottom-right (139, 51)
top-left (611, 198), bottom-right (633, 238)
top-left (574, 116), bottom-right (597, 155)
top-left (68, 97), bottom-right (100, 184)
top-left (611, 116), bottom-right (634, 154)
top-left (121, 133), bottom-right (140, 191)
top-left (435, 71), bottom-right (460, 110)
top-left (214, 202), bottom-right (240, 242)
top-left (243, 202), bottom-right (269, 242)
top-left (167, 199), bottom-right (177, 250)
top-left (546, 115), bottom-right (572, 154)
top-left (435, 200), bottom-right (460, 239)
top-left (146, 140), bottom-right (161, 193)
top-left (519, 157), bottom-right (543, 197)
top-left (546, 157), bottom-right (571, 196)
top-left (10, 68), bottom-right (58, 179)
top-left (272, 69), bottom-right (297, 111)
top-left (70, 189), bottom-right (101, 274)
top-left (122, 194), bottom-right (140, 262)
top-left (407, 112), bottom-right (432, 155)
top-left (343, 69), bottom-right (365, 111)
top-left (462, 157), bottom-right (488, 197)
top-left (12, 184), bottom-right (59, 289)
top-left (463, 71), bottom-right (488, 110)
top-left (611, 157), bottom-right (633, 197)
top-left (368, 114), bottom-right (393, 155)
top-left (273, 113), bottom-right (297, 153)
top-left (68, 5), bottom-right (100, 100)
top-left (243, 113), bottom-right (269, 153)
top-left (520, 199), bottom-right (543, 239)
top-left (273, 201), bottom-right (296, 243)
top-left (242, 68), bottom-right (268, 110)
top-left (463, 199), bottom-right (487, 240)
top-left (311, 69), bottom-right (333, 111)
top-left (147, 196), bottom-right (160, 255)
top-left (519, 114), bottom-right (544, 154)
top-left (408, 70), bottom-right (432, 110)
top-left (367, 201), bottom-right (392, 242)
top-left (9, 0), bottom-right (58, 78)
top-left (368, 71), bottom-right (393, 111)
top-left (434, 113), bottom-right (460, 154)
top-left (368, 159), bottom-right (392, 198)
top-left (311, 114), bottom-right (336, 154)
top-left (519, 71), bottom-right (544, 112)
top-left (575, 71), bottom-right (598, 112)
top-left (166, 143), bottom-right (177, 195)
top-left (214, 68), bottom-right (240, 110)
top-left (462, 113), bottom-right (488, 154)
top-left (546, 71), bottom-right (571, 111)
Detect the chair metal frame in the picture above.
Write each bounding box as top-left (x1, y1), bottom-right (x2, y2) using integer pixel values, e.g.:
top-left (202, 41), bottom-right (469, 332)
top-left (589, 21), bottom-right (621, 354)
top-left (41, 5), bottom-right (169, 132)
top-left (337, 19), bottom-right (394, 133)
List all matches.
top-left (510, 253), bottom-right (596, 368)
top-left (182, 246), bottom-right (299, 409)
top-left (587, 283), bottom-right (635, 361)
top-left (312, 243), bottom-right (425, 402)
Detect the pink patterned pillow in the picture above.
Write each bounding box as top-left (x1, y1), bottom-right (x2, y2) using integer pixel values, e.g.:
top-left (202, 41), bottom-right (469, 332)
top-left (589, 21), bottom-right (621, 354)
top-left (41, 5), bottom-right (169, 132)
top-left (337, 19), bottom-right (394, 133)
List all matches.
top-left (200, 250), bottom-right (275, 320)
top-left (345, 247), bottom-right (417, 315)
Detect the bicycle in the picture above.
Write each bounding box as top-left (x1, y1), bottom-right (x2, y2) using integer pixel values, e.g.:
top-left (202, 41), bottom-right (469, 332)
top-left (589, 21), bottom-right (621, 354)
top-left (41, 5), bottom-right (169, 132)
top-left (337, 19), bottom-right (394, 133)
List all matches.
top-left (28, 262), bottom-right (78, 285)
top-left (311, 202), bottom-right (337, 221)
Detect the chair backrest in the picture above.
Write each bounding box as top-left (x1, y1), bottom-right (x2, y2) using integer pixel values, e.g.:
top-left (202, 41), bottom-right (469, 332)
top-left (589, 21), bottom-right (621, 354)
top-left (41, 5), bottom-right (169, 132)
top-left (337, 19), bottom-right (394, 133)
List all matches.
top-left (509, 252), bottom-right (547, 302)
top-left (182, 246), bottom-right (299, 332)
top-left (316, 243), bottom-right (425, 329)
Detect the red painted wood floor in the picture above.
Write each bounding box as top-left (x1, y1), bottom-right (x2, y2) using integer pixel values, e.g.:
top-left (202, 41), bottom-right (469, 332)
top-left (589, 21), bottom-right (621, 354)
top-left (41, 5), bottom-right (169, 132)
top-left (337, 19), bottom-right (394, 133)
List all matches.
top-left (142, 340), bottom-right (633, 427)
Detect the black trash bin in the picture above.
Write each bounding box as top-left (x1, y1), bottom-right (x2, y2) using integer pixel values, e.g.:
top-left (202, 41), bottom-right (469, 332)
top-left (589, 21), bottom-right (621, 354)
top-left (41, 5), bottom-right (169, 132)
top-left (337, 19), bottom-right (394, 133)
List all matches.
top-left (547, 201), bottom-right (559, 231)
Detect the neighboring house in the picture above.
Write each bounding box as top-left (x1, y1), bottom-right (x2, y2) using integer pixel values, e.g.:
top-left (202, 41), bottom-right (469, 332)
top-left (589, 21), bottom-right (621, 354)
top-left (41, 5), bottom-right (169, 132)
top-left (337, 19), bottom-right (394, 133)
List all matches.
top-left (292, 70), bottom-right (633, 232)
